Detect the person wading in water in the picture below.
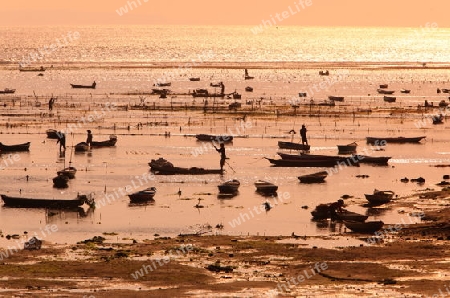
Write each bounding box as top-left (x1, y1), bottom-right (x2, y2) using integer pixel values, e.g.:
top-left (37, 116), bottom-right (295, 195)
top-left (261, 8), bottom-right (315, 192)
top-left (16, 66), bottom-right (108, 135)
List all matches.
top-left (214, 143), bottom-right (226, 171)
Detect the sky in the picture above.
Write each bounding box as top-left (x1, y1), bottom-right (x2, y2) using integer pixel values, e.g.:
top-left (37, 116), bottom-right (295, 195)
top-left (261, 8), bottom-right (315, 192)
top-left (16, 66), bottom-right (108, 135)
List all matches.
top-left (0, 0), bottom-right (449, 27)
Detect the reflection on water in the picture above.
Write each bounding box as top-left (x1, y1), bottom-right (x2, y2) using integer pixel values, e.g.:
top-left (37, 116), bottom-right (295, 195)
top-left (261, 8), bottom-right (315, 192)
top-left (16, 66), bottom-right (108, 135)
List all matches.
top-left (365, 207), bottom-right (390, 217)
top-left (45, 207), bottom-right (95, 224)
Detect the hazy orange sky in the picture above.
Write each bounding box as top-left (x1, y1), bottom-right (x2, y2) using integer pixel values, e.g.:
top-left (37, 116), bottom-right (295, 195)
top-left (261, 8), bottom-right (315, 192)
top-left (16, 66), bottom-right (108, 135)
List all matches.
top-left (1, 0), bottom-right (449, 27)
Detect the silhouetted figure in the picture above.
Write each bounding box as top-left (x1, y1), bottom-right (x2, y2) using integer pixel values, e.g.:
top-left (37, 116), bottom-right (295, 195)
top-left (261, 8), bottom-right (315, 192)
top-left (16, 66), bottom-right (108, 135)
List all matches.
top-left (214, 143), bottom-right (226, 171)
top-left (56, 132), bottom-right (66, 152)
top-left (300, 124), bottom-right (308, 145)
top-left (329, 199), bottom-right (344, 220)
top-left (48, 97), bottom-right (55, 111)
top-left (86, 130), bottom-right (93, 146)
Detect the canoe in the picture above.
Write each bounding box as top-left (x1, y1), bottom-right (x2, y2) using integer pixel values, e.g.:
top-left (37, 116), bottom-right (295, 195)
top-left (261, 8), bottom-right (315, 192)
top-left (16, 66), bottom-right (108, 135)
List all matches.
top-left (311, 205), bottom-right (368, 222)
top-left (154, 82), bottom-right (171, 87)
top-left (57, 166), bottom-right (77, 179)
top-left (189, 77), bottom-right (200, 81)
top-left (277, 152), bottom-right (359, 164)
top-left (218, 179), bottom-right (240, 194)
top-left (298, 171), bottom-right (328, 183)
top-left (149, 158), bottom-right (223, 175)
top-left (377, 89), bottom-right (395, 94)
top-left (1, 193), bottom-right (93, 209)
top-left (337, 142), bottom-right (357, 154)
top-left (379, 84), bottom-right (388, 89)
top-left (53, 174), bottom-right (69, 188)
top-left (366, 136), bottom-right (425, 144)
top-left (344, 220), bottom-right (384, 233)
top-left (278, 141), bottom-right (310, 151)
top-left (195, 134), bottom-right (233, 143)
top-left (266, 157), bottom-right (358, 167)
top-left (364, 190), bottom-right (394, 205)
top-left (0, 142), bottom-right (30, 152)
top-left (383, 96), bottom-right (396, 103)
top-left (91, 135), bottom-right (117, 147)
top-left (46, 129), bottom-right (60, 139)
top-left (254, 180), bottom-right (278, 194)
top-left (70, 82), bottom-right (96, 89)
top-left (0, 88), bottom-right (16, 94)
top-left (353, 155), bottom-right (391, 165)
top-left (328, 96), bottom-right (344, 102)
top-left (75, 142), bottom-right (89, 152)
top-left (128, 187), bottom-right (156, 203)
top-left (400, 89), bottom-right (411, 93)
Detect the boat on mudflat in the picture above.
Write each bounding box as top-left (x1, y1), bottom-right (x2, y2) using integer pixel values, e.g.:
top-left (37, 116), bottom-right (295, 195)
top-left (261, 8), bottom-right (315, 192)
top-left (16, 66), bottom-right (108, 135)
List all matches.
top-left (298, 171), bottom-right (328, 183)
top-left (149, 158), bottom-right (223, 175)
top-left (91, 135), bottom-right (118, 147)
top-left (254, 180), bottom-right (278, 194)
top-left (328, 96), bottom-right (344, 102)
top-left (0, 88), bottom-right (16, 94)
top-left (383, 96), bottom-right (396, 103)
top-left (344, 220), bottom-right (384, 233)
top-left (266, 157), bottom-right (358, 168)
top-left (337, 142), bottom-right (357, 154)
top-left (74, 142), bottom-right (89, 152)
top-left (366, 136), bottom-right (426, 144)
top-left (0, 142), bottom-right (30, 152)
top-left (377, 89), bottom-right (395, 94)
top-left (311, 205), bottom-right (368, 222)
top-left (1, 194), bottom-right (93, 209)
top-left (53, 174), bottom-right (69, 188)
top-left (128, 187), bottom-right (157, 203)
top-left (46, 129), bottom-right (60, 139)
top-left (189, 77), bottom-right (200, 81)
top-left (57, 166), bottom-right (77, 179)
top-left (218, 179), bottom-right (240, 194)
top-left (19, 66), bottom-right (45, 72)
top-left (70, 82), bottom-right (96, 89)
top-left (277, 141), bottom-right (310, 151)
top-left (195, 134), bottom-right (233, 143)
top-left (364, 189), bottom-right (394, 205)
top-left (353, 155), bottom-right (391, 165)
top-left (277, 152), bottom-right (359, 164)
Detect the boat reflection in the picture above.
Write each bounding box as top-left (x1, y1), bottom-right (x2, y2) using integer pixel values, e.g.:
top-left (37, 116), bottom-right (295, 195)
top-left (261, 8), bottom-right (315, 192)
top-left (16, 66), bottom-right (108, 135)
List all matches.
top-left (45, 206), bottom-right (94, 223)
top-left (128, 200), bottom-right (156, 207)
top-left (217, 192), bottom-right (239, 199)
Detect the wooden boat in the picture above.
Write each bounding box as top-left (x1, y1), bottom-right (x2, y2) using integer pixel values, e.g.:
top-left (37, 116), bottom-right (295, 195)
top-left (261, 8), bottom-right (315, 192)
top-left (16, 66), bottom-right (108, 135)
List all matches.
top-left (433, 115), bottom-right (444, 125)
top-left (266, 157), bottom-right (358, 167)
top-left (218, 179), bottom-right (240, 194)
top-left (1, 193), bottom-right (93, 209)
top-left (352, 155), bottom-right (391, 165)
top-left (154, 82), bottom-right (171, 87)
top-left (152, 88), bottom-right (171, 94)
top-left (343, 220), bottom-right (384, 233)
top-left (319, 70), bottom-right (329, 76)
top-left (337, 142), bottom-right (357, 154)
top-left (379, 84), bottom-right (388, 89)
top-left (210, 82), bottom-right (222, 87)
top-left (383, 96), bottom-right (396, 103)
top-left (19, 66), bottom-right (45, 72)
top-left (364, 189), bottom-right (394, 205)
top-left (298, 92), bottom-right (307, 97)
top-left (0, 142), bottom-right (30, 152)
top-left (70, 82), bottom-right (96, 89)
top-left (254, 180), bottom-right (278, 194)
top-left (57, 166), bottom-right (77, 179)
top-left (195, 134), bottom-right (233, 143)
top-left (277, 141), bottom-right (310, 151)
top-left (0, 88), bottom-right (16, 94)
top-left (149, 158), bottom-right (223, 175)
top-left (442, 88), bottom-right (450, 93)
top-left (311, 205), bottom-right (368, 221)
top-left (366, 136), bottom-right (425, 144)
top-left (400, 89), bottom-right (411, 93)
top-left (377, 89), bottom-right (395, 94)
top-left (328, 96), bottom-right (344, 102)
top-left (244, 69), bottom-right (254, 80)
top-left (189, 77), bottom-right (200, 81)
top-left (439, 100), bottom-right (449, 108)
top-left (74, 142), bottom-right (89, 152)
top-left (128, 187), bottom-right (157, 203)
top-left (46, 129), bottom-right (60, 139)
top-left (245, 86), bottom-right (253, 92)
top-left (90, 135), bottom-right (117, 147)
top-left (298, 171), bottom-right (328, 183)
top-left (53, 174), bottom-right (69, 188)
top-left (277, 153), bottom-right (358, 165)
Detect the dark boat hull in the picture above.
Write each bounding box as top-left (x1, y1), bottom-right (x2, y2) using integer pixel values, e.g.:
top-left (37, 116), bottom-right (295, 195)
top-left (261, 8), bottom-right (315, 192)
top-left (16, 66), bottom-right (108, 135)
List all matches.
top-left (75, 142), bottom-right (89, 152)
top-left (366, 136), bottom-right (425, 144)
top-left (57, 167), bottom-right (77, 179)
top-left (195, 134), bottom-right (233, 143)
top-left (128, 187), bottom-right (156, 203)
top-left (70, 84), bottom-right (96, 89)
top-left (278, 141), bottom-right (310, 151)
top-left (337, 145), bottom-right (357, 154)
top-left (0, 142), bottom-right (30, 152)
top-left (344, 220), bottom-right (384, 233)
top-left (90, 137), bottom-right (117, 147)
top-left (353, 155), bottom-right (391, 165)
top-left (311, 207), bottom-right (368, 222)
top-left (46, 129), bottom-right (60, 139)
top-left (218, 180), bottom-right (240, 194)
top-left (298, 171), bottom-right (328, 183)
top-left (149, 160), bottom-right (223, 175)
top-left (277, 153), bottom-right (358, 164)
top-left (1, 194), bottom-right (87, 209)
top-left (267, 157), bottom-right (358, 167)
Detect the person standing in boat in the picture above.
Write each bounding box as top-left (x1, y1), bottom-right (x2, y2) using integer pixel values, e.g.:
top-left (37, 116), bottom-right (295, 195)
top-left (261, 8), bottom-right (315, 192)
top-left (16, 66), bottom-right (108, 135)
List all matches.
top-left (56, 132), bottom-right (66, 152)
top-left (214, 143), bottom-right (226, 171)
top-left (86, 130), bottom-right (93, 146)
top-left (300, 124), bottom-right (308, 146)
